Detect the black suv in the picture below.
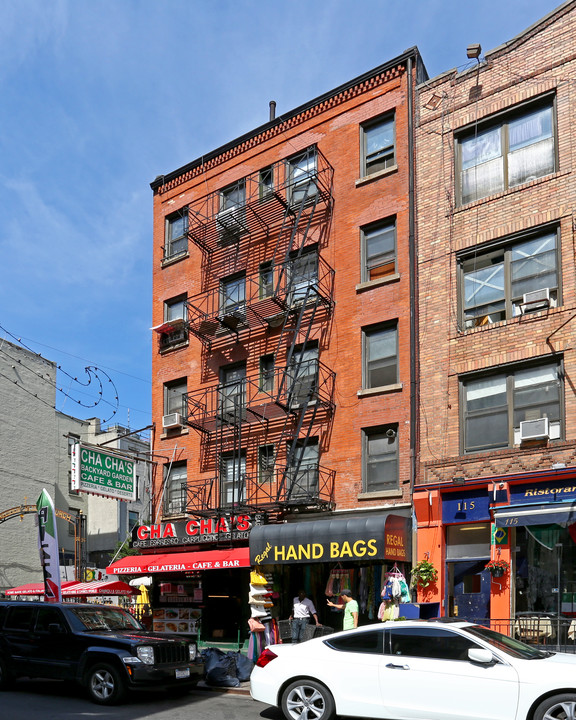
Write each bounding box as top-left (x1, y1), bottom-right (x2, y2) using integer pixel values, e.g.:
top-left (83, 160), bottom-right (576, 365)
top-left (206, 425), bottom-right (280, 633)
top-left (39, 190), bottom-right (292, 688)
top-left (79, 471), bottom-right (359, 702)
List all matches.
top-left (0, 601), bottom-right (203, 704)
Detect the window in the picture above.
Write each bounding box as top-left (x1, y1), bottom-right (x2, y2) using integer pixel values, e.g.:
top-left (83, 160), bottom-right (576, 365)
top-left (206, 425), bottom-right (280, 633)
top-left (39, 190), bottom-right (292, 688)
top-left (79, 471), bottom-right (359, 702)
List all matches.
top-left (361, 115), bottom-right (395, 176)
top-left (219, 363), bottom-right (246, 421)
top-left (5, 606), bottom-right (34, 631)
top-left (287, 438), bottom-right (319, 499)
top-left (363, 426), bottom-right (398, 493)
top-left (460, 229), bottom-right (559, 328)
top-left (165, 295), bottom-right (187, 322)
top-left (217, 180), bottom-right (246, 242)
top-left (288, 344), bottom-right (318, 407)
top-left (220, 273), bottom-right (246, 322)
top-left (363, 324), bottom-right (398, 388)
top-left (327, 629), bottom-right (383, 654)
top-left (287, 148), bottom-right (317, 205)
top-left (128, 511), bottom-right (139, 531)
top-left (462, 360), bottom-right (562, 452)
top-left (36, 607), bottom-right (66, 633)
top-left (220, 453), bottom-right (246, 506)
top-left (259, 354), bottom-right (275, 393)
top-left (388, 627), bottom-right (477, 661)
top-left (164, 378), bottom-right (187, 417)
top-left (68, 508), bottom-right (80, 536)
top-left (259, 261), bottom-right (274, 299)
top-left (160, 296), bottom-right (188, 349)
top-left (259, 166), bottom-right (274, 200)
top-left (164, 462), bottom-right (187, 515)
top-left (458, 100), bottom-right (556, 205)
top-left (362, 219), bottom-right (396, 281)
top-left (287, 248), bottom-right (318, 306)
top-left (165, 210), bottom-right (188, 259)
top-left (258, 445), bottom-right (275, 484)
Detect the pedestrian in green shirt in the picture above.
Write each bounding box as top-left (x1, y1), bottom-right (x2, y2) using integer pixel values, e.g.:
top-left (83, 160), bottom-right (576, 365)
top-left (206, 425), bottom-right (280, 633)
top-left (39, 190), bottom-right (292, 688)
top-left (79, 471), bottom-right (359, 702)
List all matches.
top-left (326, 589), bottom-right (358, 630)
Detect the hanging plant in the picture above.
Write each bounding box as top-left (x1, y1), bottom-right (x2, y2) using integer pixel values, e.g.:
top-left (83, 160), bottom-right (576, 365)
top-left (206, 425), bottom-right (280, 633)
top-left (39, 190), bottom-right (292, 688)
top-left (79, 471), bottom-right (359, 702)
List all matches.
top-left (410, 559), bottom-right (438, 589)
top-left (485, 559), bottom-right (510, 577)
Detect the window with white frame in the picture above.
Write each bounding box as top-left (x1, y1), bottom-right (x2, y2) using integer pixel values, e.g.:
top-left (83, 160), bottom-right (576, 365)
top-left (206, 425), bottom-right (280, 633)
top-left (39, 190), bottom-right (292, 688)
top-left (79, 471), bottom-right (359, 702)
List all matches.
top-left (287, 148), bottom-right (317, 205)
top-left (363, 324), bottom-right (398, 389)
top-left (164, 209), bottom-right (188, 259)
top-left (460, 228), bottom-right (559, 328)
top-left (220, 273), bottom-right (246, 321)
top-left (164, 462), bottom-right (187, 515)
top-left (362, 219), bottom-right (396, 282)
top-left (462, 360), bottom-right (562, 453)
top-left (361, 115), bottom-right (395, 176)
top-left (220, 453), bottom-right (246, 506)
top-left (457, 99), bottom-right (556, 205)
top-left (363, 426), bottom-right (398, 493)
top-left (164, 378), bottom-right (187, 417)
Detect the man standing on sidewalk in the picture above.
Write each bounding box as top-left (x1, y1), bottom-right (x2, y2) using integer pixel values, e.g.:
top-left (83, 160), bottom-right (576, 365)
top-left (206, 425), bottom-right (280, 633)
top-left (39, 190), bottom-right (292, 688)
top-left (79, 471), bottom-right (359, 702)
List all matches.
top-left (290, 589), bottom-right (319, 643)
top-left (327, 589), bottom-right (358, 630)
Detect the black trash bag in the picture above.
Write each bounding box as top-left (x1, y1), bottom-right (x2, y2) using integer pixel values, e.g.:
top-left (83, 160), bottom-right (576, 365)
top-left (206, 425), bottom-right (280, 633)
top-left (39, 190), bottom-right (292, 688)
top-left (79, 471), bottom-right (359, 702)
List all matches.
top-left (202, 647), bottom-right (240, 688)
top-left (232, 651), bottom-right (254, 682)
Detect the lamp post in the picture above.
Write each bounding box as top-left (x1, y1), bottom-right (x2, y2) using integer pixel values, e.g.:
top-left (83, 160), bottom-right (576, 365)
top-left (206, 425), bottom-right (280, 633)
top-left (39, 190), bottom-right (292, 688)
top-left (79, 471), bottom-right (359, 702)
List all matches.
top-left (556, 542), bottom-right (563, 649)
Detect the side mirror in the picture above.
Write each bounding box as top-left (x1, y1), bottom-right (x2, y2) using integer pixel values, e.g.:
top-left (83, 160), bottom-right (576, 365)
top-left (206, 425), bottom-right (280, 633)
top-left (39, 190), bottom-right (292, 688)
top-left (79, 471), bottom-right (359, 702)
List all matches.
top-left (468, 648), bottom-right (495, 664)
top-left (48, 623), bottom-right (64, 634)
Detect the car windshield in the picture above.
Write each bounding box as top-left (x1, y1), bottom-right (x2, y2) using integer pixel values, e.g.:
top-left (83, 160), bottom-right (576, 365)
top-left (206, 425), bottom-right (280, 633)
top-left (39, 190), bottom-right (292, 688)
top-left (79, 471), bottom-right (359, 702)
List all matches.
top-left (465, 624), bottom-right (551, 659)
top-left (70, 606), bottom-right (143, 632)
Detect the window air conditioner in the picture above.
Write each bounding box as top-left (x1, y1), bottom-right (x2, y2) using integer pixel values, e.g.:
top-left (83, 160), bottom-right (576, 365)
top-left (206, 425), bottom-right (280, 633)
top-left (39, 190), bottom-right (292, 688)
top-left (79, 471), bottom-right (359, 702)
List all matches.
top-left (162, 413), bottom-right (183, 430)
top-left (520, 417), bottom-right (550, 441)
top-left (522, 287), bottom-right (550, 309)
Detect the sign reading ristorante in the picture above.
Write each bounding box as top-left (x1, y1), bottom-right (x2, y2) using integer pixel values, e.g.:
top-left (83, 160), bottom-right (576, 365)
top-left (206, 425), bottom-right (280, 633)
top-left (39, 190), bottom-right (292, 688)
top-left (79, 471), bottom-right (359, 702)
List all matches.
top-left (132, 515), bottom-right (254, 549)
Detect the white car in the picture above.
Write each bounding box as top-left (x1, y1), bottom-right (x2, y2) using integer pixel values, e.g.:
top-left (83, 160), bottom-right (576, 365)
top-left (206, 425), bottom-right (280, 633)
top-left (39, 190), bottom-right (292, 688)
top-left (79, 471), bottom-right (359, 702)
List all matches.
top-left (250, 619), bottom-right (576, 720)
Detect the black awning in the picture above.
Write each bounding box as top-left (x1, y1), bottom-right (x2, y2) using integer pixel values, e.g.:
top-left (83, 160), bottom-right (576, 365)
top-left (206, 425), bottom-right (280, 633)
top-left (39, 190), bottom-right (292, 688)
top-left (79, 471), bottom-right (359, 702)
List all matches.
top-left (249, 512), bottom-right (411, 565)
top-left (493, 502), bottom-right (576, 528)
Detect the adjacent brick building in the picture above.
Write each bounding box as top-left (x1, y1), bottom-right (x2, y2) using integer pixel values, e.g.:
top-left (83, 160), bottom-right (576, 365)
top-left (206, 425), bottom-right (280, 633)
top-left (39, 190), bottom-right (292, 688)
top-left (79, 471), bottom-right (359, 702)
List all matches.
top-left (415, 1), bottom-right (576, 622)
top-left (144, 48), bottom-right (427, 640)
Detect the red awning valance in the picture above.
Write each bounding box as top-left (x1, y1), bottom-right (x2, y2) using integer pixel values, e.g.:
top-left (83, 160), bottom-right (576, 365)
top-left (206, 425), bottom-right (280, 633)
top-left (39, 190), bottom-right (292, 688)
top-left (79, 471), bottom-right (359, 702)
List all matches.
top-left (106, 547), bottom-right (250, 575)
top-left (63, 580), bottom-right (139, 596)
top-left (6, 580), bottom-right (81, 597)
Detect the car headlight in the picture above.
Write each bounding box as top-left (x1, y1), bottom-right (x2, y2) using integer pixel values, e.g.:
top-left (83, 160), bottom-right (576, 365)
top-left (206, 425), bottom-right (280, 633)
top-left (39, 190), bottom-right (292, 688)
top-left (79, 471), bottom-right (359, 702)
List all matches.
top-left (136, 645), bottom-right (155, 665)
top-left (188, 643), bottom-right (197, 661)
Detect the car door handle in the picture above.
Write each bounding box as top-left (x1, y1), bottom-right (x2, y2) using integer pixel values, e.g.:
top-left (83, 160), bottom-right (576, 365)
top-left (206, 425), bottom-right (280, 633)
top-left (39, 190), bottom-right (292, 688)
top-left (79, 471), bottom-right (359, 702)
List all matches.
top-left (385, 662), bottom-right (410, 670)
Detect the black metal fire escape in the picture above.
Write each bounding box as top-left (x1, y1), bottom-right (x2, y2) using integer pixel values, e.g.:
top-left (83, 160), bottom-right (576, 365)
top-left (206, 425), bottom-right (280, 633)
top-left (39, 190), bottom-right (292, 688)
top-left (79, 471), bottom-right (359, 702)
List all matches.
top-left (180, 146), bottom-right (335, 519)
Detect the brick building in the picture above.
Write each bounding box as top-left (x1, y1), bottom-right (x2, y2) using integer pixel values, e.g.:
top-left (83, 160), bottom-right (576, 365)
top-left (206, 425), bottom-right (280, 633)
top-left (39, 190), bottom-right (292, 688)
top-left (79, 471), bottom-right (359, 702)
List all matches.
top-left (129, 48), bottom-right (428, 642)
top-left (415, 1), bottom-right (576, 623)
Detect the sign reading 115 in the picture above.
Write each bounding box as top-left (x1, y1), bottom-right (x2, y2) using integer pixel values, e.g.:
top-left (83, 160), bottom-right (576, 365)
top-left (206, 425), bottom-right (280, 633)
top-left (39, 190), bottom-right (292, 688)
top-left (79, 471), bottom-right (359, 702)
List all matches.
top-left (457, 500), bottom-right (475, 512)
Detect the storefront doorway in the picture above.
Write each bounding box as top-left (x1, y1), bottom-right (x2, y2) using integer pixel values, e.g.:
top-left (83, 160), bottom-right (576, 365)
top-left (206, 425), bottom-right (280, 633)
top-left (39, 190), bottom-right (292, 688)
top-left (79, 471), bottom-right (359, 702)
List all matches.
top-left (447, 560), bottom-right (491, 622)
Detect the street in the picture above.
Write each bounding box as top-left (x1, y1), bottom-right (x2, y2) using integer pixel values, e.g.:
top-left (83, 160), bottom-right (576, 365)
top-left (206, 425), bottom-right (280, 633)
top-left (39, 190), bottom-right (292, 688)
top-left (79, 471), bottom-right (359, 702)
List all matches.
top-left (2, 679), bottom-right (282, 720)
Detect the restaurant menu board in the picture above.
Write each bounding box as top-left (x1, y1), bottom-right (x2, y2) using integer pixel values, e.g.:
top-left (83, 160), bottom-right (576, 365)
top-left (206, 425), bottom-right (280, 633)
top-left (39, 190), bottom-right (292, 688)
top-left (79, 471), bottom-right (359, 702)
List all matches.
top-left (153, 607), bottom-right (201, 634)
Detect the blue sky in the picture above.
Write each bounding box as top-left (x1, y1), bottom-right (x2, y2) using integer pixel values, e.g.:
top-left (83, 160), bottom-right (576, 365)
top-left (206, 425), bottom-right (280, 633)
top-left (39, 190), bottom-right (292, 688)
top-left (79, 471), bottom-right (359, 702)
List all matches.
top-left (0, 0), bottom-right (563, 431)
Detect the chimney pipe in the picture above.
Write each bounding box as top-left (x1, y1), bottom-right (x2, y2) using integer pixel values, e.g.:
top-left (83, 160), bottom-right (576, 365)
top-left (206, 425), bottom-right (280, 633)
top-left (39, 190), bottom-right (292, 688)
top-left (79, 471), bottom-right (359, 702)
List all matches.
top-left (269, 100), bottom-right (276, 121)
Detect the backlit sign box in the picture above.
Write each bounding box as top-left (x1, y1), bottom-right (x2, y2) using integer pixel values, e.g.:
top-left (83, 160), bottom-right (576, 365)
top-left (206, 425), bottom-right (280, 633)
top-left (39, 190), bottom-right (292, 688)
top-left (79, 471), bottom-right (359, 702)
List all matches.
top-left (71, 443), bottom-right (136, 502)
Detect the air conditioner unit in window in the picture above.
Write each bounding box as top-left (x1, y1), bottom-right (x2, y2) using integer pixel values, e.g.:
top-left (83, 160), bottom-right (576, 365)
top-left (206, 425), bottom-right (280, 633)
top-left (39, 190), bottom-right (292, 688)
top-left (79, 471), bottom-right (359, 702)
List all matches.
top-left (520, 417), bottom-right (550, 441)
top-left (162, 413), bottom-right (183, 430)
top-left (522, 287), bottom-right (550, 310)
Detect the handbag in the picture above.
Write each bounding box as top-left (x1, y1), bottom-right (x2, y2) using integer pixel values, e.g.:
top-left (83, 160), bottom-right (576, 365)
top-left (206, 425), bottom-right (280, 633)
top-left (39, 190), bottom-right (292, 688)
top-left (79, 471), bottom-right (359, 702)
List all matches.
top-left (248, 617), bottom-right (265, 632)
top-left (250, 569), bottom-right (268, 586)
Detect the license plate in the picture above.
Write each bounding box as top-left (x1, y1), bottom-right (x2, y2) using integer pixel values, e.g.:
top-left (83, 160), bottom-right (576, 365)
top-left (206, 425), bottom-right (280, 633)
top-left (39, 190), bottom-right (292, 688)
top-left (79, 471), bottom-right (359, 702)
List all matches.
top-left (175, 668), bottom-right (190, 679)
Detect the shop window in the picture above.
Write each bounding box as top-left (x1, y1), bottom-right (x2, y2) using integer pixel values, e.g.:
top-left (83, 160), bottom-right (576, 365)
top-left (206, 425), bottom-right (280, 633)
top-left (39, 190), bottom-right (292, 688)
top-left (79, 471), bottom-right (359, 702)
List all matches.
top-left (164, 462), bottom-right (187, 515)
top-left (460, 227), bottom-right (559, 328)
top-left (363, 323), bottom-right (398, 389)
top-left (164, 378), bottom-right (187, 418)
top-left (258, 445), bottom-right (275, 484)
top-left (217, 180), bottom-right (246, 243)
top-left (164, 209), bottom-right (188, 260)
top-left (461, 360), bottom-right (562, 453)
top-left (259, 166), bottom-right (274, 200)
top-left (362, 426), bottom-right (398, 493)
top-left (362, 219), bottom-right (396, 282)
top-left (361, 114), bottom-right (395, 177)
top-left (287, 147), bottom-right (317, 205)
top-left (259, 354), bottom-right (275, 393)
top-left (457, 98), bottom-right (556, 205)
top-left (446, 524), bottom-right (491, 559)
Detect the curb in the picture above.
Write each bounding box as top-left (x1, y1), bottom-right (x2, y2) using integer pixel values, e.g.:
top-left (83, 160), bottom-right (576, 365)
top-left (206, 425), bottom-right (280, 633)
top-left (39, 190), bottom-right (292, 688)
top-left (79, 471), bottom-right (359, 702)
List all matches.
top-left (195, 680), bottom-right (251, 696)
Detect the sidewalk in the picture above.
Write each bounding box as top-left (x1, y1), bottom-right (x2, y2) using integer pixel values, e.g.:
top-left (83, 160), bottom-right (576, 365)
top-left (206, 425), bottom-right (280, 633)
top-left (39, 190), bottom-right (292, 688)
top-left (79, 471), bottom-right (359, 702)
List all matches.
top-left (195, 679), bottom-right (251, 696)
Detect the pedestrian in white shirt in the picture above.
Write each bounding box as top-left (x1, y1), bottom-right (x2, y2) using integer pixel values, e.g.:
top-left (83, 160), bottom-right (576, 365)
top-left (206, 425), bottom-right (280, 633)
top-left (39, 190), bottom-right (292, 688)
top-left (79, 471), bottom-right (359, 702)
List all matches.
top-left (290, 589), bottom-right (319, 643)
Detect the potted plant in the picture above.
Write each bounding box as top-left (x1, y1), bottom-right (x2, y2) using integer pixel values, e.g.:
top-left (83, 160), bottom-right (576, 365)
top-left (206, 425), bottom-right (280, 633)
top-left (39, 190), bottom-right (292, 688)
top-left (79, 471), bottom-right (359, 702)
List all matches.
top-left (410, 559), bottom-right (438, 589)
top-left (485, 559), bottom-right (510, 577)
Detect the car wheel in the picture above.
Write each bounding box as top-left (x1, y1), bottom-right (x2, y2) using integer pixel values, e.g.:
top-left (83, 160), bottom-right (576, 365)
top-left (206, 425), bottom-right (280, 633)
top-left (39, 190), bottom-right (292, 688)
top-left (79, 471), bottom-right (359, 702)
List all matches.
top-left (86, 663), bottom-right (126, 705)
top-left (281, 679), bottom-right (335, 720)
top-left (534, 693), bottom-right (576, 720)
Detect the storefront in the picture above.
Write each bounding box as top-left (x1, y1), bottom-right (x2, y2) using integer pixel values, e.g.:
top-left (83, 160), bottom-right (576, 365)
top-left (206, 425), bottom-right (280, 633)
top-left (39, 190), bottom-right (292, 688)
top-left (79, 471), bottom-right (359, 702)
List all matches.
top-left (106, 514), bottom-right (254, 643)
top-left (248, 510), bottom-right (413, 630)
top-left (414, 467), bottom-right (576, 622)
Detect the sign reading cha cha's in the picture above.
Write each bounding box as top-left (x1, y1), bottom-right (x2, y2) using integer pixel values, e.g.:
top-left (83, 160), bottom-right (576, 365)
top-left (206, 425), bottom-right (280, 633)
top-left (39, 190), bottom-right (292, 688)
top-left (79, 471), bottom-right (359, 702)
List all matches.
top-left (71, 444), bottom-right (136, 502)
top-left (132, 515), bottom-right (255, 549)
